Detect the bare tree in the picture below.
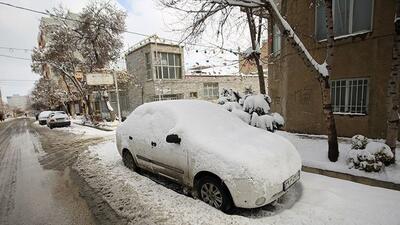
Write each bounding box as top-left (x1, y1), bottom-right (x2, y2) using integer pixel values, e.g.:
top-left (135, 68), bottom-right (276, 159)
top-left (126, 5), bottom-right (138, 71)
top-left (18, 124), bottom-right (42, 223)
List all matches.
top-left (160, 0), bottom-right (339, 161)
top-left (31, 1), bottom-right (126, 118)
top-left (385, 0), bottom-right (400, 163)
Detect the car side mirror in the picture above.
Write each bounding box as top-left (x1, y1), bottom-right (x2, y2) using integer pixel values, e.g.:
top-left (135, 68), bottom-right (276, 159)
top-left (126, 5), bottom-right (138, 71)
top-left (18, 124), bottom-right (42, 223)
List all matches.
top-left (166, 134), bottom-right (181, 144)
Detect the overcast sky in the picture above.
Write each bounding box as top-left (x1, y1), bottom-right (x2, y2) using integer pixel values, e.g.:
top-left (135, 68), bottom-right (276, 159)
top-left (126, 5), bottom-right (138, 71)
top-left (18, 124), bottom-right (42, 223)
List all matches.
top-left (0, 0), bottom-right (254, 103)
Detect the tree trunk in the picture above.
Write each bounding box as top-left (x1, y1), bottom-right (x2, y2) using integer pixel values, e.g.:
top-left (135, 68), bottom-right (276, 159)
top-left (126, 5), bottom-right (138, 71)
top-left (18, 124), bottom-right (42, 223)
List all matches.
top-left (323, 0), bottom-right (339, 162)
top-left (265, 0), bottom-right (339, 161)
top-left (385, 0), bottom-right (400, 162)
top-left (246, 9), bottom-right (266, 95)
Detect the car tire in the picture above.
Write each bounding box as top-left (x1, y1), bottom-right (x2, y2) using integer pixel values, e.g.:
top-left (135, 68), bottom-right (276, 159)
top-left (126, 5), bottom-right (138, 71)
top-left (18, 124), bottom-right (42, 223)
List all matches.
top-left (122, 150), bottom-right (138, 172)
top-left (197, 176), bottom-right (233, 213)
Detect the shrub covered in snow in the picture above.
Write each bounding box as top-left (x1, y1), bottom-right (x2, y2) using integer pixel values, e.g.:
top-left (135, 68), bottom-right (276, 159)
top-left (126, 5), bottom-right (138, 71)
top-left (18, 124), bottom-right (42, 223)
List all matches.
top-left (217, 89), bottom-right (285, 132)
top-left (243, 94), bottom-right (270, 115)
top-left (348, 136), bottom-right (394, 172)
top-left (351, 134), bottom-right (369, 149)
top-left (217, 88), bottom-right (241, 105)
top-left (271, 112), bottom-right (285, 129)
top-left (250, 113), bottom-right (274, 131)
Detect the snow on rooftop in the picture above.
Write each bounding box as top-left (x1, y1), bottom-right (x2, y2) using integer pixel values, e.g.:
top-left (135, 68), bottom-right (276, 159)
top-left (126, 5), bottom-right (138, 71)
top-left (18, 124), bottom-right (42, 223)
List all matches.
top-left (186, 62), bottom-right (242, 76)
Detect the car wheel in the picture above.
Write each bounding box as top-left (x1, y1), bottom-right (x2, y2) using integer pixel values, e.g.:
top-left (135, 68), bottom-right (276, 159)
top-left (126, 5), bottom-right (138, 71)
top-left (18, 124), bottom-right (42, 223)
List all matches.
top-left (122, 150), bottom-right (138, 171)
top-left (197, 176), bottom-right (232, 213)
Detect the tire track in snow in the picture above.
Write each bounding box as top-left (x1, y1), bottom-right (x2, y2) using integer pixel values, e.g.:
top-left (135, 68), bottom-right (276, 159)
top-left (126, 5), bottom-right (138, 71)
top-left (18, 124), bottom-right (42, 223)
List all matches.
top-left (0, 119), bottom-right (21, 224)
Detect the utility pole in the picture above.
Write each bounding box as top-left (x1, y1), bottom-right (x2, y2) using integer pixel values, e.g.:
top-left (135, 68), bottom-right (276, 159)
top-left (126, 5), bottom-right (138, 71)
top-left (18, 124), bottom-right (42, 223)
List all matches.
top-left (113, 71), bottom-right (122, 122)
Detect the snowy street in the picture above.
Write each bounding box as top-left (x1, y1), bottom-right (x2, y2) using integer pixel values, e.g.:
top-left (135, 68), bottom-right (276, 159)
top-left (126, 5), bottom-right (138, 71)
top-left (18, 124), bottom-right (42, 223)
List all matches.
top-left (0, 118), bottom-right (109, 225)
top-left (1, 117), bottom-right (400, 225)
top-left (74, 137), bottom-right (400, 225)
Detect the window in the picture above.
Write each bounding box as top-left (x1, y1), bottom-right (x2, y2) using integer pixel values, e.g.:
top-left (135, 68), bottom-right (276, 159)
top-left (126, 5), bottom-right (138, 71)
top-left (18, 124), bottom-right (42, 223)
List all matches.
top-left (154, 52), bottom-right (182, 79)
top-left (153, 94), bottom-right (183, 101)
top-left (145, 52), bottom-right (151, 79)
top-left (272, 24), bottom-right (281, 55)
top-left (189, 92), bottom-right (198, 98)
top-left (331, 78), bottom-right (368, 114)
top-left (203, 83), bottom-right (219, 98)
top-left (315, 0), bottom-right (373, 40)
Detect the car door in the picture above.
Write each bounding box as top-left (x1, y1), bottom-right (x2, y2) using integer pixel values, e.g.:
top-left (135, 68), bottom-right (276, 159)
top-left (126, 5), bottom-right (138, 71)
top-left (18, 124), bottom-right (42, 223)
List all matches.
top-left (147, 112), bottom-right (188, 183)
top-left (127, 114), bottom-right (154, 172)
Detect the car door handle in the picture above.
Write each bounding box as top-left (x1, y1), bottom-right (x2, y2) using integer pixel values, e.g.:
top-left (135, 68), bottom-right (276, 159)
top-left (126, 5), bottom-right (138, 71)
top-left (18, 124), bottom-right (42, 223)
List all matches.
top-left (129, 136), bottom-right (133, 140)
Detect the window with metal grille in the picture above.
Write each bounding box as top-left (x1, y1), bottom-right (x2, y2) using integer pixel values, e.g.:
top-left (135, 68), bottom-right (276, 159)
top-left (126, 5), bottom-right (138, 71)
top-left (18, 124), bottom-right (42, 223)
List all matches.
top-left (203, 83), bottom-right (219, 98)
top-left (331, 78), bottom-right (368, 114)
top-left (154, 52), bottom-right (182, 79)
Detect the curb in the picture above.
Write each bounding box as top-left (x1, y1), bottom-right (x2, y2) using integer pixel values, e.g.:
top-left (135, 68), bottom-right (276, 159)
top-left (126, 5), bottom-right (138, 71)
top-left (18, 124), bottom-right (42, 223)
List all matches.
top-left (302, 165), bottom-right (400, 191)
top-left (73, 122), bottom-right (115, 132)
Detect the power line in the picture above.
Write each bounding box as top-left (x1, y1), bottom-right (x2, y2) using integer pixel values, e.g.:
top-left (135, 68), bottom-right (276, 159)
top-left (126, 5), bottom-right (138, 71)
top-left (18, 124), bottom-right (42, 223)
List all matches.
top-left (0, 80), bottom-right (37, 82)
top-left (0, 1), bottom-right (240, 54)
top-left (0, 46), bottom-right (33, 52)
top-left (0, 54), bottom-right (31, 61)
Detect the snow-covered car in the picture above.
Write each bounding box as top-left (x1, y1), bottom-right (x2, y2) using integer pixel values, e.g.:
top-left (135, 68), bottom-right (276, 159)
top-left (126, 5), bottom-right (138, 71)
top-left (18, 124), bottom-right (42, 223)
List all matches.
top-left (116, 100), bottom-right (301, 212)
top-left (47, 111), bottom-right (71, 129)
top-left (38, 111), bottom-right (53, 125)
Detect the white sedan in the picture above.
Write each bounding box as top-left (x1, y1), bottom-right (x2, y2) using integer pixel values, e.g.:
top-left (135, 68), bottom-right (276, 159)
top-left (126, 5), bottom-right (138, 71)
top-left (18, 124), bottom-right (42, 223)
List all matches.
top-left (38, 111), bottom-right (53, 125)
top-left (116, 100), bottom-right (301, 212)
top-left (47, 111), bottom-right (71, 129)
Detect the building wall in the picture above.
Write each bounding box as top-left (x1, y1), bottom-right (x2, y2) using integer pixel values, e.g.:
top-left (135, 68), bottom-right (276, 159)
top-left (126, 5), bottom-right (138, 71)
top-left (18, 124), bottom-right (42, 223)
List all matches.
top-left (268, 0), bottom-right (395, 138)
top-left (239, 40), bottom-right (269, 75)
top-left (6, 95), bottom-right (30, 110)
top-left (125, 75), bottom-right (266, 112)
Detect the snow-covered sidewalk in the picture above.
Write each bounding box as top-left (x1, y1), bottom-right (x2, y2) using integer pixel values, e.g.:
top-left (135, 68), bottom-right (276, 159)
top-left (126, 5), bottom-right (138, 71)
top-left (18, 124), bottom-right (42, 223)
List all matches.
top-left (71, 117), bottom-right (119, 131)
top-left (33, 120), bottom-right (114, 138)
top-left (73, 139), bottom-right (400, 225)
top-left (277, 131), bottom-right (400, 185)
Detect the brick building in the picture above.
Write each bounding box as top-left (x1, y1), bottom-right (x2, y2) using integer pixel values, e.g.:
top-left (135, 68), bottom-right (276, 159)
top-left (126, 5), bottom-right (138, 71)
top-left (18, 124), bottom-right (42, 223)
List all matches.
top-left (268, 0), bottom-right (395, 138)
top-left (124, 35), bottom-right (267, 116)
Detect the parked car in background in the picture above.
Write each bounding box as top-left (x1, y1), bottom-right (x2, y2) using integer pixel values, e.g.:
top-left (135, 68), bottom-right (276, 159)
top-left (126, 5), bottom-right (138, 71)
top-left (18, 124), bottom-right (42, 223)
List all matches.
top-left (38, 111), bottom-right (53, 125)
top-left (47, 111), bottom-right (71, 129)
top-left (116, 100), bottom-right (301, 212)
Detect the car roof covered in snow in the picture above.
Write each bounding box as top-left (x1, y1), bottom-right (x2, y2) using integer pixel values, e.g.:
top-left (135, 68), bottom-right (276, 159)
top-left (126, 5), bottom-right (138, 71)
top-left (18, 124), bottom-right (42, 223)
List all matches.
top-left (39, 111), bottom-right (53, 117)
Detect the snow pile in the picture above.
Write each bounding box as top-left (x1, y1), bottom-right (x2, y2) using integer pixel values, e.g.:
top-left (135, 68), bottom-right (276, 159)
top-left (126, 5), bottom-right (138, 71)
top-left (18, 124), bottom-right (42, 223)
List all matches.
top-left (347, 135), bottom-right (394, 172)
top-left (231, 109), bottom-right (251, 124)
top-left (222, 101), bottom-right (243, 112)
top-left (57, 122), bottom-right (114, 138)
top-left (277, 131), bottom-right (400, 184)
